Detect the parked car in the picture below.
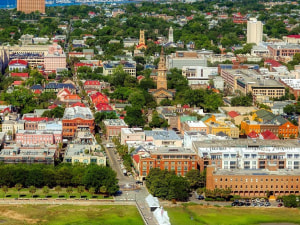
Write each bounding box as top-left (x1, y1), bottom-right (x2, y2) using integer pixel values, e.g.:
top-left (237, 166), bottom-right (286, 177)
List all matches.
top-left (136, 181), bottom-right (143, 185)
top-left (197, 195), bottom-right (205, 200)
top-left (278, 203), bottom-right (283, 207)
top-left (265, 202), bottom-right (271, 207)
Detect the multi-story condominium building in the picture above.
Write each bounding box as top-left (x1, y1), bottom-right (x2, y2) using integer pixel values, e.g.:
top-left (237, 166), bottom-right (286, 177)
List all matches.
top-left (166, 51), bottom-right (207, 70)
top-left (268, 44), bottom-right (300, 60)
top-left (132, 146), bottom-right (197, 178)
top-left (206, 165), bottom-right (300, 197)
top-left (221, 69), bottom-right (285, 98)
top-left (183, 131), bottom-right (231, 148)
top-left (44, 43), bottom-right (66, 71)
top-left (121, 128), bottom-right (146, 145)
top-left (103, 119), bottom-right (128, 141)
top-left (0, 145), bottom-right (56, 165)
top-left (15, 130), bottom-right (62, 145)
top-left (247, 18), bottom-right (263, 45)
top-left (103, 61), bottom-right (136, 77)
top-left (182, 66), bottom-right (218, 88)
top-left (17, 0), bottom-right (45, 14)
top-left (145, 130), bottom-right (183, 147)
top-left (64, 127), bottom-right (106, 165)
top-left (62, 107), bottom-right (95, 138)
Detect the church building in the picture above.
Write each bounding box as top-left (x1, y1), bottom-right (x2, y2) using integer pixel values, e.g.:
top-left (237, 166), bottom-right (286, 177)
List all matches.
top-left (149, 47), bottom-right (175, 104)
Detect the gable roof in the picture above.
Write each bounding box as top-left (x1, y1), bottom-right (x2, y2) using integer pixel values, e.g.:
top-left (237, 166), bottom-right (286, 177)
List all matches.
top-left (84, 80), bottom-right (101, 86)
top-left (228, 111), bottom-right (240, 118)
top-left (45, 82), bottom-right (75, 90)
top-left (11, 73), bottom-right (29, 78)
top-left (71, 102), bottom-right (86, 107)
top-left (248, 130), bottom-right (259, 138)
top-left (255, 109), bottom-right (275, 122)
top-left (133, 154), bottom-right (140, 164)
top-left (96, 103), bottom-right (113, 111)
top-left (91, 92), bottom-right (108, 102)
top-left (9, 59), bottom-right (28, 66)
top-left (260, 130), bottom-right (279, 140)
top-left (64, 94), bottom-right (81, 100)
top-left (30, 84), bottom-right (44, 90)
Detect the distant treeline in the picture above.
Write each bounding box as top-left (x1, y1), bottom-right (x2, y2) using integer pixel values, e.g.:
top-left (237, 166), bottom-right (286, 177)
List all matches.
top-left (0, 163), bottom-right (119, 194)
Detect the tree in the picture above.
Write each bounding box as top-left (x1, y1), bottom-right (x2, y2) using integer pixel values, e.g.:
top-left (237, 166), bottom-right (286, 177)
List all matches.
top-left (29, 185), bottom-right (36, 198)
top-left (89, 187), bottom-right (96, 197)
top-left (66, 186), bottom-right (73, 198)
top-left (2, 185), bottom-right (8, 199)
top-left (15, 183), bottom-right (22, 199)
top-left (185, 169), bottom-right (203, 190)
top-left (283, 195), bottom-right (298, 208)
top-left (77, 186), bottom-right (85, 198)
top-left (128, 91), bottom-right (146, 108)
top-left (55, 185), bottom-right (62, 197)
top-left (100, 186), bottom-right (107, 195)
top-left (43, 186), bottom-right (50, 197)
top-left (124, 106), bottom-right (146, 127)
top-left (149, 111), bottom-right (169, 128)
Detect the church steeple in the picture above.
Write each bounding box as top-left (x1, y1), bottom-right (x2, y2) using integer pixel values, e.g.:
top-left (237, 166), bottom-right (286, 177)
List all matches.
top-left (157, 46), bottom-right (167, 90)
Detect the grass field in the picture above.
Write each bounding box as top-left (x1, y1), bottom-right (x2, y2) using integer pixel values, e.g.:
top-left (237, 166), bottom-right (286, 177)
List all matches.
top-left (0, 205), bottom-right (144, 225)
top-left (166, 204), bottom-right (300, 225)
top-left (0, 188), bottom-right (112, 199)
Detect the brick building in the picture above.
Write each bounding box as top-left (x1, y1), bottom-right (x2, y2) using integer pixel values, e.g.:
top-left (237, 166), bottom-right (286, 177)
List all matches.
top-left (132, 146), bottom-right (197, 178)
top-left (206, 165), bottom-right (300, 197)
top-left (15, 130), bottom-right (62, 145)
top-left (62, 106), bottom-right (94, 138)
top-left (103, 119), bottom-right (128, 141)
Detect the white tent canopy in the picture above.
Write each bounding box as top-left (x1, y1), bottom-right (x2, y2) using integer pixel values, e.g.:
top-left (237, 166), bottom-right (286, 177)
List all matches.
top-left (146, 194), bottom-right (160, 208)
top-left (153, 207), bottom-right (171, 225)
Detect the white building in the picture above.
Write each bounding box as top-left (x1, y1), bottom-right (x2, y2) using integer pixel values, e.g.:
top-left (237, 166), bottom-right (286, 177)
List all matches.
top-left (168, 26), bottom-right (173, 43)
top-left (182, 66), bottom-right (218, 86)
top-left (247, 18), bottom-right (263, 45)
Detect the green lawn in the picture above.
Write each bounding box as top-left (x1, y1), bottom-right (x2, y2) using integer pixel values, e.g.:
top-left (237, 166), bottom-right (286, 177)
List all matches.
top-left (166, 204), bottom-right (300, 225)
top-left (0, 188), bottom-right (112, 199)
top-left (0, 205), bottom-right (144, 225)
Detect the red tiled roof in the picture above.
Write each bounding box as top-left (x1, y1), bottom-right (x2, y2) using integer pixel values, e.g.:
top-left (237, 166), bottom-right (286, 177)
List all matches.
top-left (133, 155), bottom-right (140, 164)
top-left (13, 81), bottom-right (23, 85)
top-left (84, 80), bottom-right (101, 86)
top-left (260, 130), bottom-right (279, 140)
top-left (96, 103), bottom-right (113, 111)
top-left (11, 73), bottom-right (29, 78)
top-left (48, 104), bottom-right (58, 109)
top-left (248, 130), bottom-right (259, 138)
top-left (264, 59), bottom-right (282, 68)
top-left (287, 35), bottom-right (300, 39)
top-left (58, 88), bottom-right (71, 96)
top-left (75, 63), bottom-right (94, 68)
top-left (8, 59), bottom-right (28, 66)
top-left (136, 44), bottom-right (147, 48)
top-left (91, 92), bottom-right (108, 103)
top-left (64, 94), bottom-right (81, 100)
top-left (23, 117), bottom-right (49, 122)
top-left (34, 90), bottom-right (42, 94)
top-left (71, 102), bottom-right (85, 107)
top-left (183, 104), bottom-right (190, 109)
top-left (228, 111), bottom-right (240, 118)
top-left (137, 75), bottom-right (145, 80)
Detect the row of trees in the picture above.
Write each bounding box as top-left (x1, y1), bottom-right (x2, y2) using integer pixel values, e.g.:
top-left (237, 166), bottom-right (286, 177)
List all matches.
top-left (0, 163), bottom-right (119, 195)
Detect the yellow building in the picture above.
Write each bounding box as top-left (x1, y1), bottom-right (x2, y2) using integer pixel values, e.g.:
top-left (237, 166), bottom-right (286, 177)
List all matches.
top-left (136, 30), bottom-right (147, 50)
top-left (206, 120), bottom-right (239, 138)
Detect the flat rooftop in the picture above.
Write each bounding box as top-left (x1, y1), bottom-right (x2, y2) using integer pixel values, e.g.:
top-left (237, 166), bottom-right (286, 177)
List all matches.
top-left (213, 168), bottom-right (300, 176)
top-left (149, 146), bottom-right (196, 154)
top-left (63, 106), bottom-right (94, 120)
top-left (145, 130), bottom-right (181, 140)
top-left (193, 139), bottom-right (300, 148)
top-left (121, 128), bottom-right (144, 134)
top-left (103, 119), bottom-right (127, 126)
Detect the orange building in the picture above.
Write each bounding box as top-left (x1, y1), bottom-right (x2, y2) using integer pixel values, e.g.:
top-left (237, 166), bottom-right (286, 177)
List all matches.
top-left (278, 121), bottom-right (298, 139)
top-left (133, 147), bottom-right (197, 179)
top-left (17, 0), bottom-right (45, 14)
top-left (241, 121), bottom-right (261, 135)
top-left (62, 106), bottom-right (94, 138)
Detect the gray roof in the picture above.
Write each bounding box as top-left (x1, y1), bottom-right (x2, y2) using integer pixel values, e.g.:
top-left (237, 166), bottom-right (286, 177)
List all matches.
top-left (145, 130), bottom-right (181, 140)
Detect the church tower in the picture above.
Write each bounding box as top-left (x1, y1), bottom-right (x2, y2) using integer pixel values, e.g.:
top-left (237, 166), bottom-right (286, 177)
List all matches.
top-left (136, 30), bottom-right (147, 50)
top-left (157, 47), bottom-right (167, 90)
top-left (139, 30), bottom-right (145, 45)
top-left (168, 26), bottom-right (173, 43)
